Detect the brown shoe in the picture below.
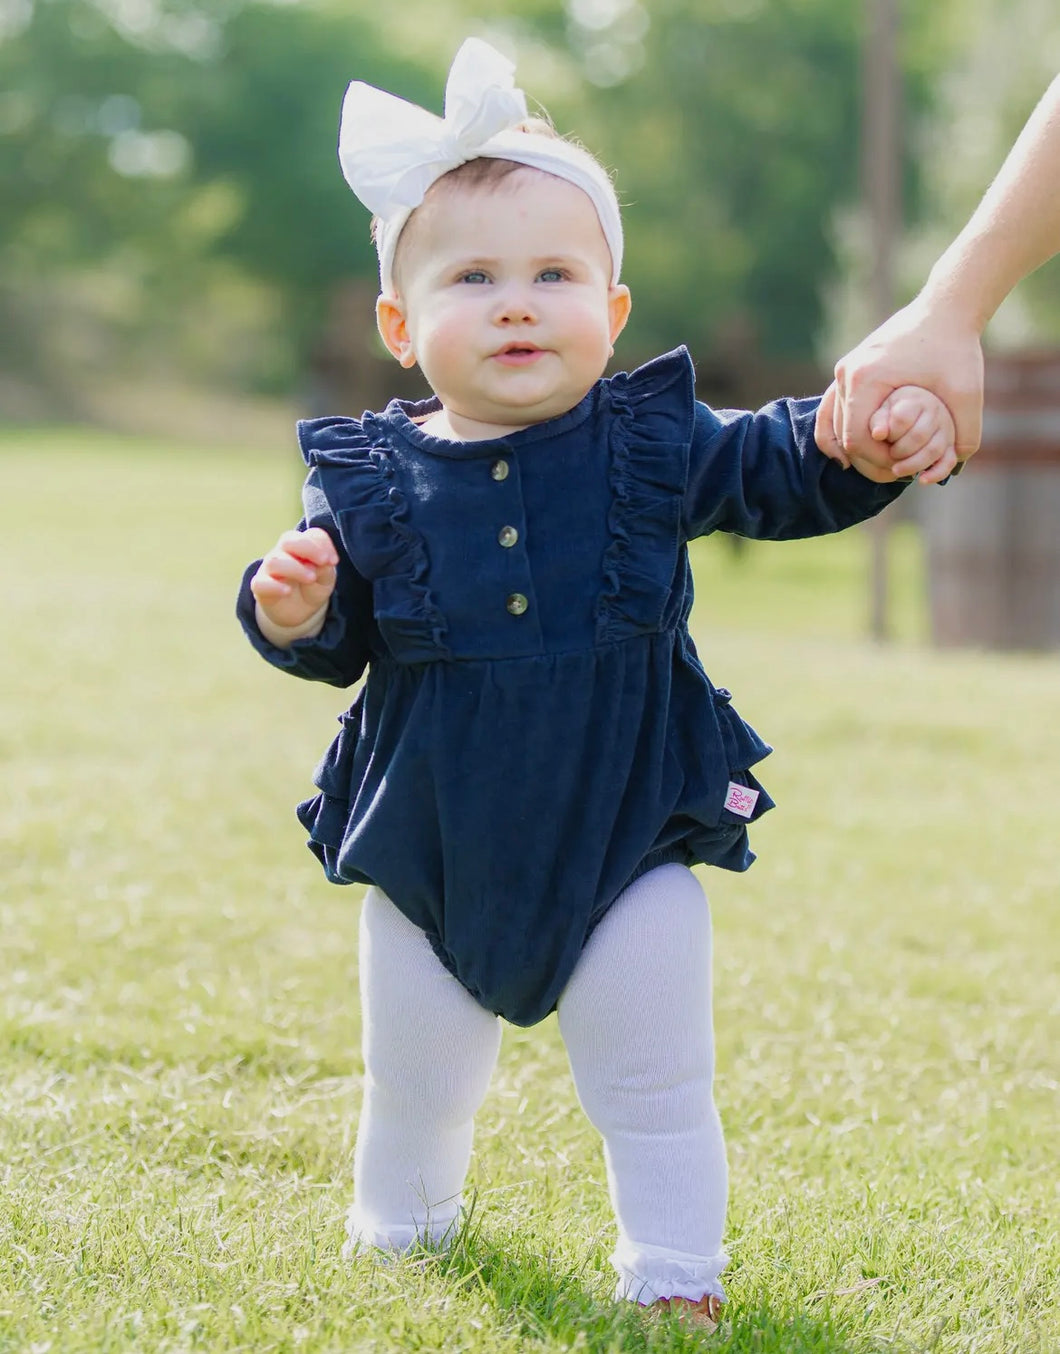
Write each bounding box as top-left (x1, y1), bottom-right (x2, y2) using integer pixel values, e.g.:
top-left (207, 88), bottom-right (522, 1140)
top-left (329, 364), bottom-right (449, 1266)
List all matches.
top-left (647, 1293), bottom-right (723, 1332)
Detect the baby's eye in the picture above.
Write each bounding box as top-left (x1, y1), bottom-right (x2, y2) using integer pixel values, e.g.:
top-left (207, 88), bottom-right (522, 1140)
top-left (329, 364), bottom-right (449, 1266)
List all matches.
top-left (458, 270), bottom-right (490, 284)
top-left (537, 268), bottom-right (567, 283)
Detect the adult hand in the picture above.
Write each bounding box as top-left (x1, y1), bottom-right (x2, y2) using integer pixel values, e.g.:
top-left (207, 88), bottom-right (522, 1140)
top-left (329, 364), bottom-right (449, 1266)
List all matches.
top-left (815, 296), bottom-right (985, 485)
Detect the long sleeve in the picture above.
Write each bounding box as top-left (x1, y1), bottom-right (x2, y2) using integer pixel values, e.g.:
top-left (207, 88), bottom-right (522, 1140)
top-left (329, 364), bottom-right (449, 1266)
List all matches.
top-left (236, 467), bottom-right (378, 688)
top-left (682, 396), bottom-right (907, 542)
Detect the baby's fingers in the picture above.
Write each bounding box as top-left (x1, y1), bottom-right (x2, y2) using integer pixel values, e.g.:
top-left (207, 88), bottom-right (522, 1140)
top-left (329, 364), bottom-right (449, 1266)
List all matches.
top-left (888, 402), bottom-right (949, 459)
top-left (252, 543), bottom-right (333, 600)
top-left (887, 428), bottom-right (955, 480)
top-left (262, 549), bottom-right (316, 592)
top-left (281, 527), bottom-right (339, 568)
top-left (872, 390), bottom-right (923, 444)
top-left (251, 554), bottom-right (300, 600)
top-left (898, 443), bottom-right (959, 485)
top-left (250, 568), bottom-right (291, 602)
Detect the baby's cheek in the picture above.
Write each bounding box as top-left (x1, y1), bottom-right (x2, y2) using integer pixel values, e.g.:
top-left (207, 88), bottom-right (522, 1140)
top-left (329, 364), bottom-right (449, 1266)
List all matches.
top-left (422, 310), bottom-right (473, 354)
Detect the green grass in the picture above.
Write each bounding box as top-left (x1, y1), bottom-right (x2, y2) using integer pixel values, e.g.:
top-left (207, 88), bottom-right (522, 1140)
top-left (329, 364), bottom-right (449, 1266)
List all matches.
top-left (1, 429), bottom-right (1057, 1353)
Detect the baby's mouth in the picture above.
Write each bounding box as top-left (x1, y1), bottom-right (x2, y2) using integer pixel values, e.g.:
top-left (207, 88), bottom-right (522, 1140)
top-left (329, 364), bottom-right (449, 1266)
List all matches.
top-left (494, 343), bottom-right (545, 364)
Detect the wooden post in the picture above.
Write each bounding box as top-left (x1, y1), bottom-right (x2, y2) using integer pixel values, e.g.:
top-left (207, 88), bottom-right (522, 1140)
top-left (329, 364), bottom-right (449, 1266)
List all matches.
top-left (863, 0), bottom-right (901, 642)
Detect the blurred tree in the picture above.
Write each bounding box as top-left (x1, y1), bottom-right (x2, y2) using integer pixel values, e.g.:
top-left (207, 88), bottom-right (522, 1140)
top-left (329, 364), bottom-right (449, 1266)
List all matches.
top-left (177, 5), bottom-right (437, 370)
top-left (0, 0), bottom-right (435, 407)
top-left (0, 0), bottom-right (191, 269)
top-left (328, 0), bottom-right (948, 378)
top-left (904, 0), bottom-right (1060, 347)
top-left (559, 0), bottom-right (952, 371)
top-left (0, 0), bottom-right (1000, 416)
top-left (0, 0), bottom-right (199, 403)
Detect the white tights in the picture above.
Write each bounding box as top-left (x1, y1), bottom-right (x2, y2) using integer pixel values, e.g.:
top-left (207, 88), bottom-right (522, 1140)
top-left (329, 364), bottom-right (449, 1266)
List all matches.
top-left (346, 863), bottom-right (729, 1304)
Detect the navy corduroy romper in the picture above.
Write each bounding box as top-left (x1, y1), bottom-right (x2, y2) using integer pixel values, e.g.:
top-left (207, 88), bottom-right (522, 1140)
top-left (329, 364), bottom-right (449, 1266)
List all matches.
top-left (238, 348), bottom-right (905, 1026)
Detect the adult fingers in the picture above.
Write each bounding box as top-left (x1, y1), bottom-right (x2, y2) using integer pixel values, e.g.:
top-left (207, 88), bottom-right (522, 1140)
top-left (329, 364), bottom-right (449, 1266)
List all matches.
top-left (839, 379), bottom-right (901, 464)
top-left (814, 383), bottom-right (849, 467)
top-left (952, 390), bottom-right (984, 461)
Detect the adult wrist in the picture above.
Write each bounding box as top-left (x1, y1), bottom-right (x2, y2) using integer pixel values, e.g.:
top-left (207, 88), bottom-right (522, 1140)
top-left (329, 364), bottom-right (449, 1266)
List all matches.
top-left (920, 244), bottom-right (1004, 337)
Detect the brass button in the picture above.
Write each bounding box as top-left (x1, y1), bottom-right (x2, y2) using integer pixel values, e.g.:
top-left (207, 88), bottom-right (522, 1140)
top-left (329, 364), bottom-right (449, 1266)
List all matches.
top-left (490, 458), bottom-right (510, 482)
top-left (498, 525), bottom-right (519, 548)
top-left (506, 593), bottom-right (528, 616)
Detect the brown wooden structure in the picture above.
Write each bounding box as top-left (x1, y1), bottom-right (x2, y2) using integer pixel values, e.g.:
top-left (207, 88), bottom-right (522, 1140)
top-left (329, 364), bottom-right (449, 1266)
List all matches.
top-left (924, 352), bottom-right (1060, 650)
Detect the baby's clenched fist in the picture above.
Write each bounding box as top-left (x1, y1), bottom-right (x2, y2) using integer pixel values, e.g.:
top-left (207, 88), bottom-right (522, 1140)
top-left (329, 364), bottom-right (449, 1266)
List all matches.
top-left (251, 527), bottom-right (339, 642)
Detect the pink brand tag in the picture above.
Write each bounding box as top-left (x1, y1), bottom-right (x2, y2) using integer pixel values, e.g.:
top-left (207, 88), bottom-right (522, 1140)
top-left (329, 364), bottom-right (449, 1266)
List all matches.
top-left (723, 781), bottom-right (760, 818)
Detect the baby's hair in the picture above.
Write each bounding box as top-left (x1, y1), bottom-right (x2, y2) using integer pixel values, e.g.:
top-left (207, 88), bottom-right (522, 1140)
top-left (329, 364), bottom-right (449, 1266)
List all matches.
top-left (432, 116), bottom-right (562, 190)
top-left (373, 116), bottom-right (616, 291)
top-left (370, 118), bottom-right (562, 253)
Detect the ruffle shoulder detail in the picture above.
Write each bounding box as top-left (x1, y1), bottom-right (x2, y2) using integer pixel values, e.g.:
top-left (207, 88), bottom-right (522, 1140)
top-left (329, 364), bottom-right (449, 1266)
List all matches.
top-left (297, 415), bottom-right (449, 662)
top-left (595, 348), bottom-right (695, 642)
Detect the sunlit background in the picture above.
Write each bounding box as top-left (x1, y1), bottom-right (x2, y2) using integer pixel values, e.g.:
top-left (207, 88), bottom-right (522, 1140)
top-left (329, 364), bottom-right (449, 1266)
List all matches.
top-left (4, 9), bottom-right (1060, 1349)
top-left (4, 0), bottom-right (1060, 440)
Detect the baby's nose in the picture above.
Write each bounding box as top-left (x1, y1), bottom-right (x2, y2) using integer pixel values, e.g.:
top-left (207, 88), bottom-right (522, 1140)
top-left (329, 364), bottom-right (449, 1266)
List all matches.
top-left (494, 286), bottom-right (537, 324)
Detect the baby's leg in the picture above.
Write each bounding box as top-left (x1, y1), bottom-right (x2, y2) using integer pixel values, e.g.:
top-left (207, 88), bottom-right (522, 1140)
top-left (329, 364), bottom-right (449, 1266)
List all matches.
top-left (557, 863), bottom-right (729, 1305)
top-left (346, 887), bottom-right (502, 1253)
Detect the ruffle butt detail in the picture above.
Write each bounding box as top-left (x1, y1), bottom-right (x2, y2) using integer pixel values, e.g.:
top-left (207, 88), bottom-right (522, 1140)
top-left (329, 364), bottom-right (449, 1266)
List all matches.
top-left (297, 415), bottom-right (450, 663)
top-left (665, 650), bottom-right (776, 873)
top-left (595, 348), bottom-right (694, 642)
top-left (294, 719), bottom-right (358, 885)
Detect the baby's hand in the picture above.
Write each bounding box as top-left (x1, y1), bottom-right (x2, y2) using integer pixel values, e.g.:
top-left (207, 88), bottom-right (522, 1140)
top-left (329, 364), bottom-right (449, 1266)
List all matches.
top-left (250, 527), bottom-right (339, 634)
top-left (867, 384), bottom-right (959, 484)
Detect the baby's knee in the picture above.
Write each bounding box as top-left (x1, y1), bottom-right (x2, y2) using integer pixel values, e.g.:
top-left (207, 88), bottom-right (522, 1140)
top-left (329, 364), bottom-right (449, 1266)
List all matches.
top-left (576, 1062), bottom-right (716, 1137)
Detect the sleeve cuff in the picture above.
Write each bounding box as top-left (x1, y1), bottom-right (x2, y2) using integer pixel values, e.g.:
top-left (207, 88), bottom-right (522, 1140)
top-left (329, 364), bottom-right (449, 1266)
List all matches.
top-left (236, 560), bottom-right (349, 670)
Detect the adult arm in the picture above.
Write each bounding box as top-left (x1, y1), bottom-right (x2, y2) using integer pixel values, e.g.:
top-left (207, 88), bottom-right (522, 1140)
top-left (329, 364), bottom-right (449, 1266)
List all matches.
top-left (817, 73), bottom-right (1060, 475)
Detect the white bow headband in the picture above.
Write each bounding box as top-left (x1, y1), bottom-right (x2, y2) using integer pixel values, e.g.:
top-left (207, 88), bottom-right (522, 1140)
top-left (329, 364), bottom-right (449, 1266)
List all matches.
top-left (337, 38), bottom-right (624, 295)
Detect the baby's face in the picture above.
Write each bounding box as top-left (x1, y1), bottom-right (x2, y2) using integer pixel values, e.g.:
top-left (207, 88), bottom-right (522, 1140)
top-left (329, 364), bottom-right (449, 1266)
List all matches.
top-left (377, 167), bottom-right (631, 440)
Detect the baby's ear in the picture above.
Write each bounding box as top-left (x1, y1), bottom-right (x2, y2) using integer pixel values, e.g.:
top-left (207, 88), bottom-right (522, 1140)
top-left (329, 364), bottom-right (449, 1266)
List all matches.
top-left (376, 295), bottom-right (417, 369)
top-left (608, 284), bottom-right (632, 345)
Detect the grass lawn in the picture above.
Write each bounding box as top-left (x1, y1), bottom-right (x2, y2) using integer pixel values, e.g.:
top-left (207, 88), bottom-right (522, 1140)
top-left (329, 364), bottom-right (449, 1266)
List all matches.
top-left (1, 430), bottom-right (1057, 1353)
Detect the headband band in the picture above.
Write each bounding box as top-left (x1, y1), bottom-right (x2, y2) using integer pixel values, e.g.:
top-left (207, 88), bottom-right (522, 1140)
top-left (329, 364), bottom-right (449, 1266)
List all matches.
top-left (337, 37), bottom-right (624, 294)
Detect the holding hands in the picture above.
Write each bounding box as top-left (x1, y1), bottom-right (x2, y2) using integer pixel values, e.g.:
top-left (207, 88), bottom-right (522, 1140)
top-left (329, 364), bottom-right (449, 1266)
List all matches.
top-left (251, 527), bottom-right (338, 643)
top-left (813, 71), bottom-right (1060, 485)
top-left (841, 381), bottom-right (956, 485)
top-left (815, 298), bottom-right (982, 484)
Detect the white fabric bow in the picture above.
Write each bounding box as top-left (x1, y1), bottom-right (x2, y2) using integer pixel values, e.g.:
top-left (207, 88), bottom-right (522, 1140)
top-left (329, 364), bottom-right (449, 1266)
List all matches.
top-left (339, 39), bottom-right (528, 218)
top-left (337, 38), bottom-right (624, 293)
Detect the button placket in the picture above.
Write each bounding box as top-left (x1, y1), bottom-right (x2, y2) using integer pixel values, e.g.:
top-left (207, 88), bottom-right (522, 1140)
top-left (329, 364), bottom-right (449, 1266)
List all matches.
top-left (487, 452), bottom-right (532, 619)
